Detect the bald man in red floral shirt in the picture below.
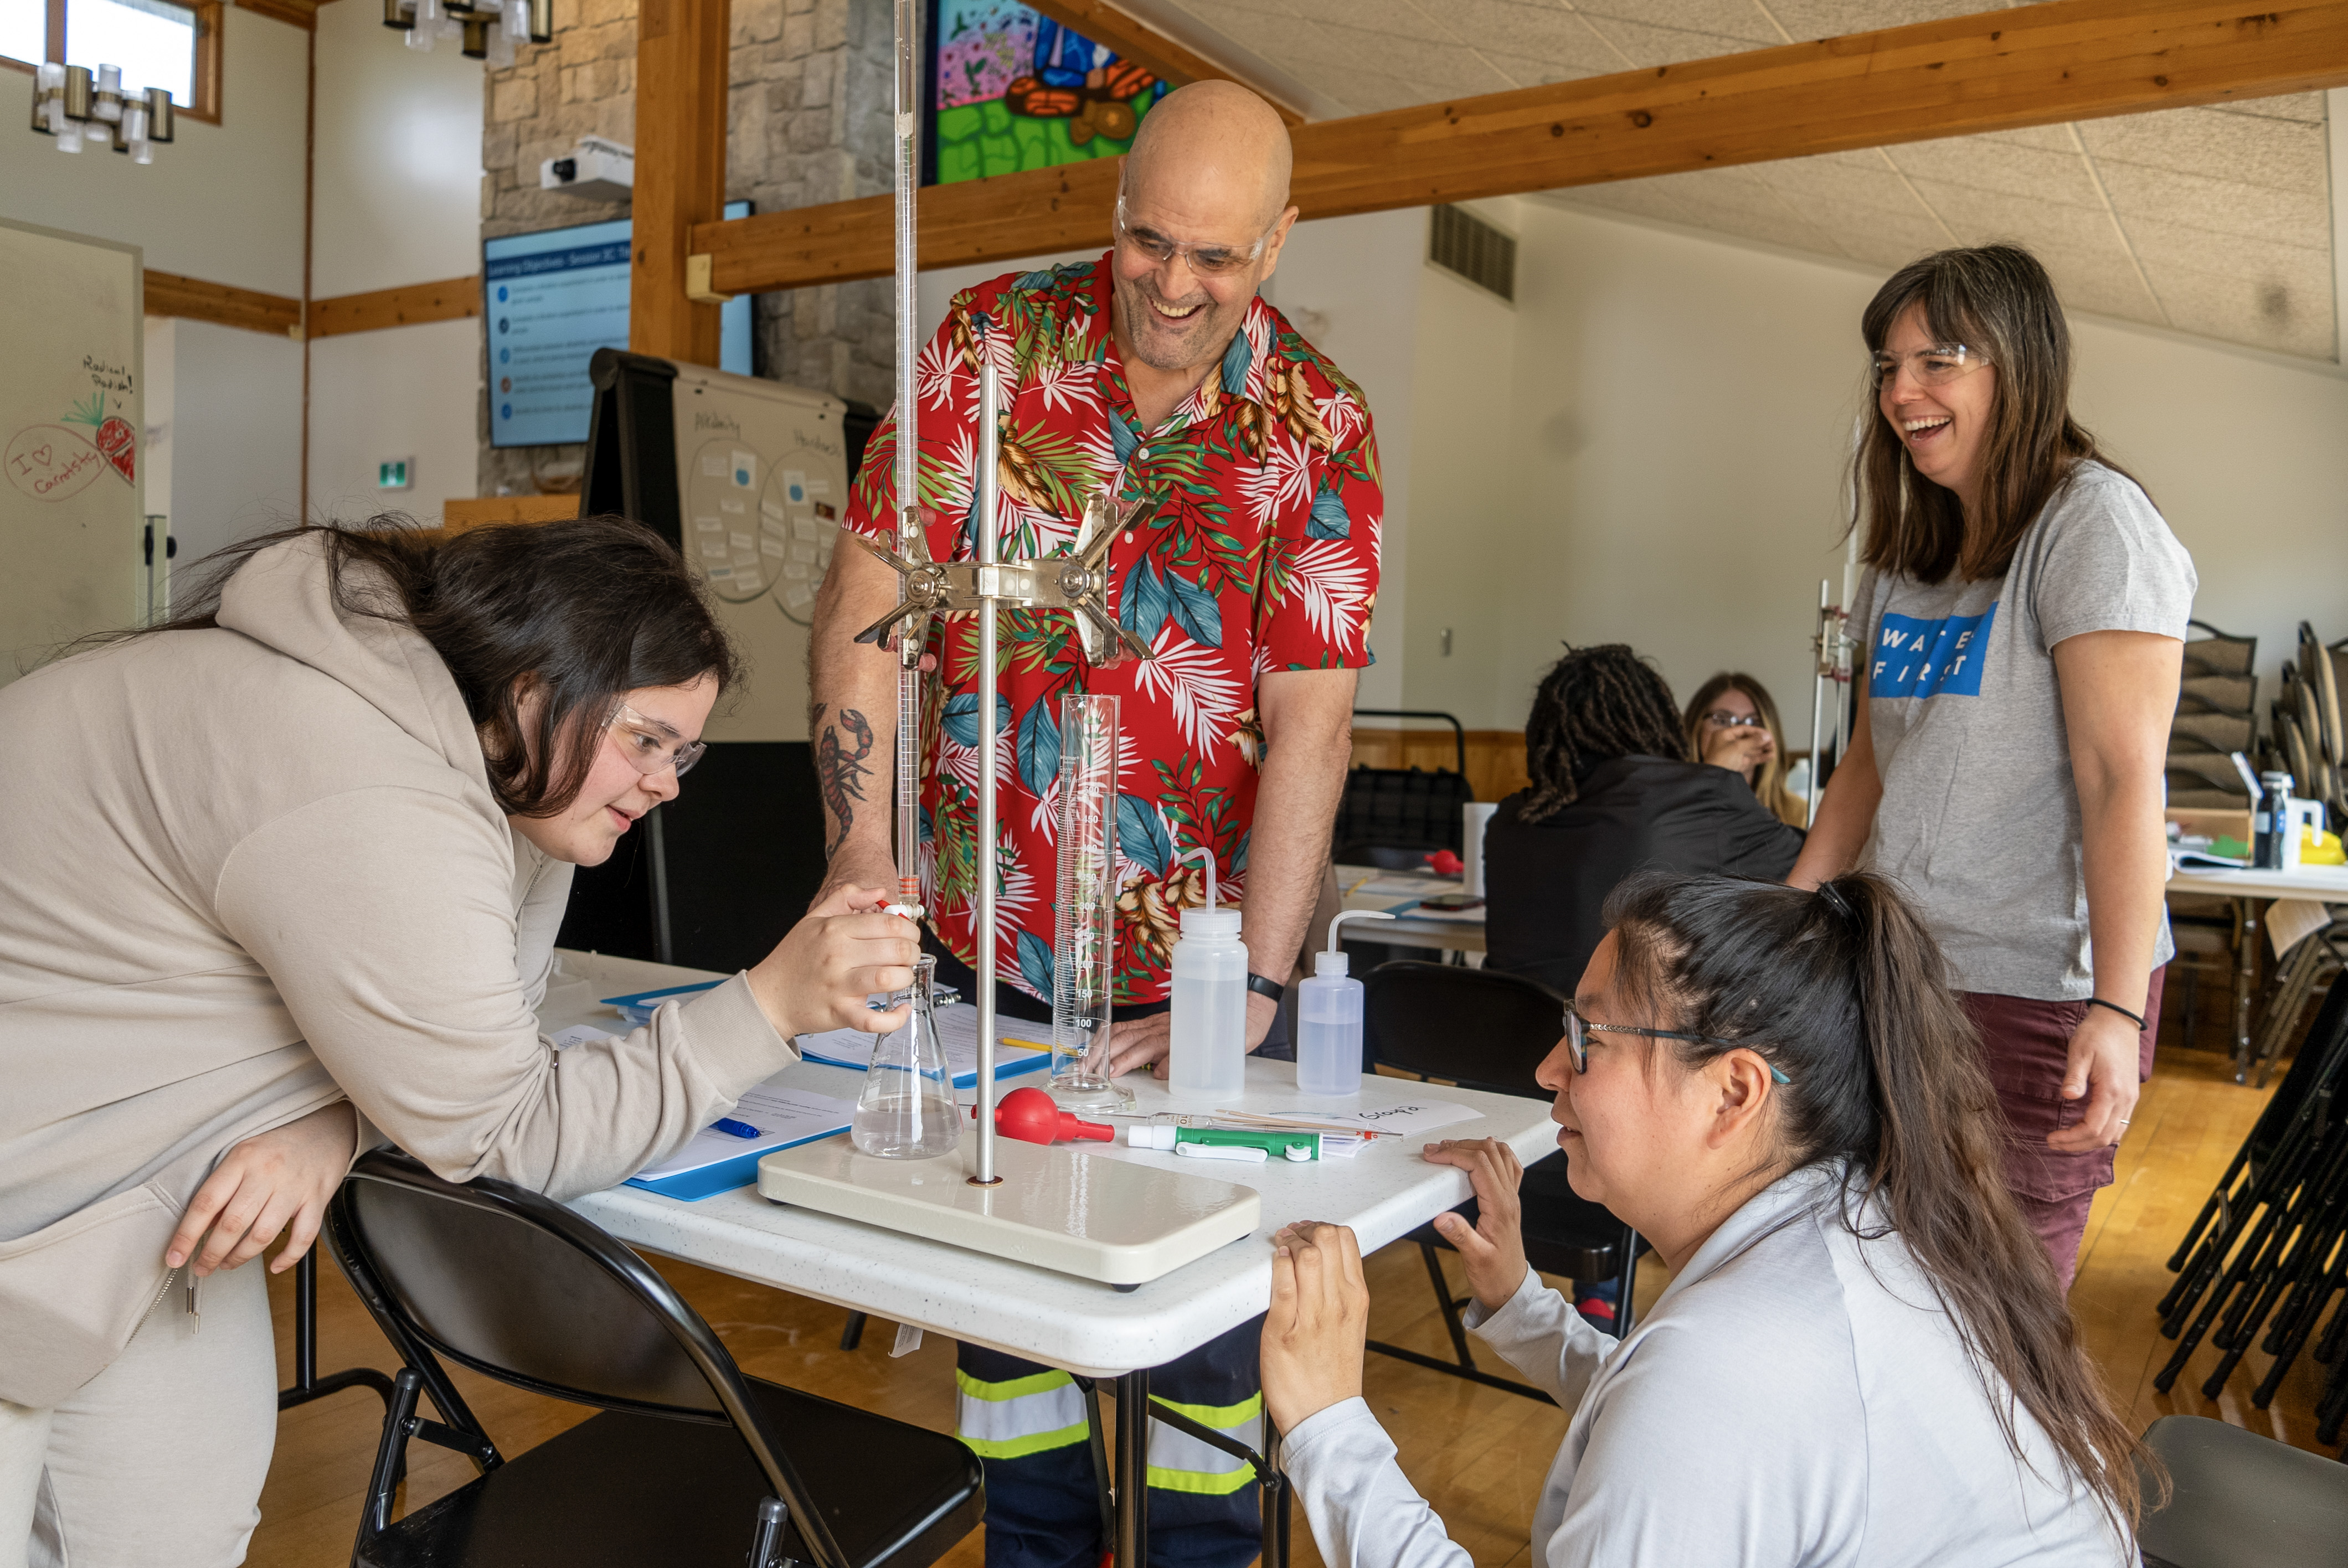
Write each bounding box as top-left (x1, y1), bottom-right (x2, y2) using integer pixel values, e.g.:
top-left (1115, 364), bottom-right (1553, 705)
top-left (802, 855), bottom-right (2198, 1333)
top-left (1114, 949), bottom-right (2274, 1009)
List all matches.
top-left (809, 81), bottom-right (1382, 1568)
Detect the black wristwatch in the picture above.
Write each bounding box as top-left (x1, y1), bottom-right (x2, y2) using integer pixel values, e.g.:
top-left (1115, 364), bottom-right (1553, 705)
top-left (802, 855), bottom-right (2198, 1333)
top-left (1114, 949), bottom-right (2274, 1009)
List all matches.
top-left (1246, 972), bottom-right (1286, 1002)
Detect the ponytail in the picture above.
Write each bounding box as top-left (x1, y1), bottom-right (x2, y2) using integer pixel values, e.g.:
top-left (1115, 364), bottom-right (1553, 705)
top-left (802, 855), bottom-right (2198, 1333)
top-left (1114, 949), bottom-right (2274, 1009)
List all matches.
top-left (1603, 869), bottom-right (2153, 1534)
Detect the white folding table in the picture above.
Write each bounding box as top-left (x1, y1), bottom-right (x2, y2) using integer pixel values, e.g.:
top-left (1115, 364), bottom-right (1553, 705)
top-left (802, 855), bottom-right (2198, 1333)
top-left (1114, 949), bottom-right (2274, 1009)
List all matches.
top-left (542, 950), bottom-right (1562, 1565)
top-left (2167, 864), bottom-right (2348, 1083)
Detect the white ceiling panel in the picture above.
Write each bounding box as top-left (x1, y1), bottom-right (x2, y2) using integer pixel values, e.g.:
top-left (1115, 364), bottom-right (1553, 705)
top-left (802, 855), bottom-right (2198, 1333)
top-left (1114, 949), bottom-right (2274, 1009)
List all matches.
top-left (1150, 0), bottom-right (2340, 359)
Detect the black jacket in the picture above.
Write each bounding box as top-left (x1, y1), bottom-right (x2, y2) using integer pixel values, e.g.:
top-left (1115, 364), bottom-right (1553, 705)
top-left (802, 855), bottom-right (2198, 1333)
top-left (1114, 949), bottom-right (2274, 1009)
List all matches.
top-left (1484, 755), bottom-right (1805, 996)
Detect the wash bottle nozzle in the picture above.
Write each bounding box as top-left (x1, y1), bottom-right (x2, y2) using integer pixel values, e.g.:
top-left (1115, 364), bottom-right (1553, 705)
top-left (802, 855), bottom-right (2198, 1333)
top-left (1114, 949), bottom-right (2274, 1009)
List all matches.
top-left (1315, 909), bottom-right (1397, 976)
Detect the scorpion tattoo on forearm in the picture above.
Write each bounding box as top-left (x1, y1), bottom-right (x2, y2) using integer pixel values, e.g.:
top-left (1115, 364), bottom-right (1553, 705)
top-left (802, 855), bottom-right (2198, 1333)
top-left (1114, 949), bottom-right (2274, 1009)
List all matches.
top-left (815, 704), bottom-right (876, 860)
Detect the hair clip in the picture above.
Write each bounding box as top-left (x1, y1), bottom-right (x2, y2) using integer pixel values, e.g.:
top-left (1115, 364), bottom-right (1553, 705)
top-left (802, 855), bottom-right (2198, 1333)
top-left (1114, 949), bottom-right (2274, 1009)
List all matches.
top-left (1817, 882), bottom-right (1859, 925)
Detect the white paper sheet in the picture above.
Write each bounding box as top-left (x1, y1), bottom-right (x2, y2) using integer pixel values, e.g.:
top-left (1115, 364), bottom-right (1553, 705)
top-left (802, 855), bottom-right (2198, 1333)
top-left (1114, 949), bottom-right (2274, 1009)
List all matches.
top-left (632, 1081), bottom-right (858, 1180)
top-left (1240, 1097), bottom-right (1482, 1138)
top-left (795, 1001), bottom-right (1049, 1082)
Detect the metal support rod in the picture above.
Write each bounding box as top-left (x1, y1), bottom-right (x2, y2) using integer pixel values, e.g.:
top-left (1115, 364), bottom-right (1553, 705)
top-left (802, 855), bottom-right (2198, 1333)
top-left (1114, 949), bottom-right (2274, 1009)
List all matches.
top-left (1114, 1369), bottom-right (1150, 1568)
top-left (974, 349), bottom-right (1001, 1185)
top-left (1806, 578), bottom-right (1829, 829)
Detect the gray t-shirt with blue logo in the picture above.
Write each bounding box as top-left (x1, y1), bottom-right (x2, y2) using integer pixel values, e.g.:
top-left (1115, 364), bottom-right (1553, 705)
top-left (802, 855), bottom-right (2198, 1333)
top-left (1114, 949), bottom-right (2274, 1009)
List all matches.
top-left (1857, 460), bottom-right (2197, 1000)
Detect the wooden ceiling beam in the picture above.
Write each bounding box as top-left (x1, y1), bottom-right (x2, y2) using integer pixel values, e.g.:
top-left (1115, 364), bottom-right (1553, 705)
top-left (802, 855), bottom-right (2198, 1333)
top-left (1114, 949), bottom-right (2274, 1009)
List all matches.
top-left (692, 0), bottom-right (2348, 297)
top-left (1022, 0), bottom-right (1307, 126)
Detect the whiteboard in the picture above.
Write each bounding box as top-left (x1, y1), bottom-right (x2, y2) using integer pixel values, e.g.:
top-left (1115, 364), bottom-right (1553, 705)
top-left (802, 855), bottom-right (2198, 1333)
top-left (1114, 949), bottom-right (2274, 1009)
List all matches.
top-left (0, 218), bottom-right (143, 686)
top-left (668, 364), bottom-right (851, 744)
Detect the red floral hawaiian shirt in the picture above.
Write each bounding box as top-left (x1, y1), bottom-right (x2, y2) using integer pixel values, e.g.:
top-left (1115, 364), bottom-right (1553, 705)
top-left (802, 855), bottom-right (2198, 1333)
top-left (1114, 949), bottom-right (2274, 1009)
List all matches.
top-left (843, 254), bottom-right (1383, 1005)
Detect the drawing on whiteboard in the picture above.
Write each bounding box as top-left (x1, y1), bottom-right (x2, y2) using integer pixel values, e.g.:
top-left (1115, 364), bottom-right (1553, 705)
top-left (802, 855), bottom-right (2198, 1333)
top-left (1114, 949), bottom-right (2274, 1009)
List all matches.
top-left (60, 391), bottom-right (134, 484)
top-left (6, 425), bottom-right (108, 502)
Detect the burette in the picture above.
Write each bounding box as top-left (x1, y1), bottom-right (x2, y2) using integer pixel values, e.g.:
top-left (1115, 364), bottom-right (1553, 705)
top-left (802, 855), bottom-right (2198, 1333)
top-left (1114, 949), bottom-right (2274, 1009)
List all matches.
top-left (886, 0), bottom-right (923, 922)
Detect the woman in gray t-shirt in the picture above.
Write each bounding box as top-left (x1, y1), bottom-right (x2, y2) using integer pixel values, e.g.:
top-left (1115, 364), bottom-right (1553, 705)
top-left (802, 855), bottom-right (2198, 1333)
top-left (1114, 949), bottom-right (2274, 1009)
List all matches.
top-left (1789, 244), bottom-right (2196, 1288)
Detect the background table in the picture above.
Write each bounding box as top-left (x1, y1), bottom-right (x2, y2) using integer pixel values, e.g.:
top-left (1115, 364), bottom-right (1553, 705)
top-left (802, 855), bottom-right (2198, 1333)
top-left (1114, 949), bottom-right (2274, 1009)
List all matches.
top-left (1335, 864), bottom-right (1486, 957)
top-left (2167, 864), bottom-right (2348, 1082)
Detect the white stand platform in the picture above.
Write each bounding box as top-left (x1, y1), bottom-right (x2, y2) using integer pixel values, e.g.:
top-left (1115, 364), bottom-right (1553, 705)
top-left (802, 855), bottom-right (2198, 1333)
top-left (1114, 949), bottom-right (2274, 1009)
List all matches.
top-left (758, 1135), bottom-right (1260, 1287)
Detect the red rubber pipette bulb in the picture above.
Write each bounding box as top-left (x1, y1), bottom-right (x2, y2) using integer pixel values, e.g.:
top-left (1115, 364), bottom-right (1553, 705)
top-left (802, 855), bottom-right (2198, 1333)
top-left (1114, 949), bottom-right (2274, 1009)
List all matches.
top-left (987, 1086), bottom-right (1114, 1144)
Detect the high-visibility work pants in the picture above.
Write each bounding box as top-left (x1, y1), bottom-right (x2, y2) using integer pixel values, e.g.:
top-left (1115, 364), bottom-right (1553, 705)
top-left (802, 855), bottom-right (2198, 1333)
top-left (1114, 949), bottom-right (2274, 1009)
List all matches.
top-left (955, 1317), bottom-right (1264, 1568)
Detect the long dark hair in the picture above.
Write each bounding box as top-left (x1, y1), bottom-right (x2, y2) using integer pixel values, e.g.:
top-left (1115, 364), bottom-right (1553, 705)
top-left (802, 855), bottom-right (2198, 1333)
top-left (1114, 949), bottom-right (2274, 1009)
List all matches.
top-left (1602, 868), bottom-right (2153, 1531)
top-left (1681, 671), bottom-right (1800, 825)
top-left (107, 517), bottom-right (737, 818)
top-left (1519, 644), bottom-right (1688, 823)
top-left (1854, 244), bottom-right (2140, 585)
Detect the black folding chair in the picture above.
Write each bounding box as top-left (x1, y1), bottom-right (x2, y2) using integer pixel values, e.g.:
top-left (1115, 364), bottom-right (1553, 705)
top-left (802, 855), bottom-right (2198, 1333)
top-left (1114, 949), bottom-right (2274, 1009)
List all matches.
top-left (2137, 1415), bottom-right (2348, 1568)
top-left (324, 1149), bottom-right (983, 1568)
top-left (1362, 962), bottom-right (1640, 1404)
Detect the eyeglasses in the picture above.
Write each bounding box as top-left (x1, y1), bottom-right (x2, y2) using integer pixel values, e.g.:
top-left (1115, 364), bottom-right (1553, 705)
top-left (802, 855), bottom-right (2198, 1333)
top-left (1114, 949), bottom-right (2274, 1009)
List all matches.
top-left (1113, 195), bottom-right (1276, 277)
top-left (1562, 1000), bottom-right (1791, 1083)
top-left (1702, 710), bottom-right (1763, 729)
top-left (607, 702), bottom-right (706, 778)
top-left (1871, 343), bottom-right (1991, 389)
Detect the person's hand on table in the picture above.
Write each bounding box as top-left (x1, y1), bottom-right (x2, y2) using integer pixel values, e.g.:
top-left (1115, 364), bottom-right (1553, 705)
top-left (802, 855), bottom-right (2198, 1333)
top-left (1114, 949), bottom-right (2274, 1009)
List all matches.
top-left (1261, 1221), bottom-right (1369, 1435)
top-left (1701, 724), bottom-right (1775, 778)
top-left (751, 883), bottom-right (919, 1039)
top-left (1422, 1137), bottom-right (1530, 1311)
top-left (2047, 1004), bottom-right (2143, 1152)
top-left (167, 1101), bottom-right (359, 1277)
top-left (1106, 993), bottom-right (1280, 1077)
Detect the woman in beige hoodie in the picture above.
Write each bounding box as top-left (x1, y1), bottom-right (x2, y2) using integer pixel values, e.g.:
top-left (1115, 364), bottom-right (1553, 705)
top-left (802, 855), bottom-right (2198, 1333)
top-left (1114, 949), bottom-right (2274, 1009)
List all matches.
top-left (0, 519), bottom-right (915, 1568)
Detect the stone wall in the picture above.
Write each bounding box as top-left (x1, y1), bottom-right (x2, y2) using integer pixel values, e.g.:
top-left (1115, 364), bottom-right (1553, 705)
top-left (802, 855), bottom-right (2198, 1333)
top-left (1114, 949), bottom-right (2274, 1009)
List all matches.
top-left (478, 0), bottom-right (895, 496)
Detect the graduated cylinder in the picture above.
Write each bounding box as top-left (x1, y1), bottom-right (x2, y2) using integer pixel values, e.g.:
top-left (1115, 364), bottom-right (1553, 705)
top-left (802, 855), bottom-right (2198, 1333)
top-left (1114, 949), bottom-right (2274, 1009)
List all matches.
top-left (1050, 692), bottom-right (1130, 1112)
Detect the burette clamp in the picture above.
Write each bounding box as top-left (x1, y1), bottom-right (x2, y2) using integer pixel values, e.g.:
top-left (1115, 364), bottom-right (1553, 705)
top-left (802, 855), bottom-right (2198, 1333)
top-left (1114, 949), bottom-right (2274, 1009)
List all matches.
top-left (845, 487), bottom-right (1171, 670)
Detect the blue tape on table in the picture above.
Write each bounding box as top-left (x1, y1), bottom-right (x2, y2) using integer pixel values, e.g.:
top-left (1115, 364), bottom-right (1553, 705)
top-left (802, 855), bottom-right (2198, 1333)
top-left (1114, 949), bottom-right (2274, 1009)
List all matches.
top-left (599, 980), bottom-right (725, 1026)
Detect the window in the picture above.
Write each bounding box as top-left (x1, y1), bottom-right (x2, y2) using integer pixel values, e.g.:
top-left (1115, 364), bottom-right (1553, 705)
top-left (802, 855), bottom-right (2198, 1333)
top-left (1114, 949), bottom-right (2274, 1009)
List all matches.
top-left (3, 0), bottom-right (220, 124)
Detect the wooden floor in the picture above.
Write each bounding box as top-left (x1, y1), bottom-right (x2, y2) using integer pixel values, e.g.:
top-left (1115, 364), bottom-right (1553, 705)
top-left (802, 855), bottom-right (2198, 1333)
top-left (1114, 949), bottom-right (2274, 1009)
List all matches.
top-left (248, 1035), bottom-right (2320, 1568)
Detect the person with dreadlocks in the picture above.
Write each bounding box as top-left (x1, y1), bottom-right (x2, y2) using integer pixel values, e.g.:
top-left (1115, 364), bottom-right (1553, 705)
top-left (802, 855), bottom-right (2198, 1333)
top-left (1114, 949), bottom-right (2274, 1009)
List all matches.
top-left (1476, 646), bottom-right (1804, 1330)
top-left (1485, 645), bottom-right (1803, 998)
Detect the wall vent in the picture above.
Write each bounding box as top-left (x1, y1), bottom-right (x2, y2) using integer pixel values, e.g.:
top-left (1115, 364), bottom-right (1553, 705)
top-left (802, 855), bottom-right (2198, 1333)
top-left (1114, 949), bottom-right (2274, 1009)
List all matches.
top-left (1429, 205), bottom-right (1516, 302)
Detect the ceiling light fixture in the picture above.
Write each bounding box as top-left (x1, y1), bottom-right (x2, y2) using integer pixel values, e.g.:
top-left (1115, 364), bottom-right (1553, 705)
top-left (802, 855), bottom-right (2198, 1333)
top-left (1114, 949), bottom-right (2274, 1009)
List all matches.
top-left (29, 63), bottom-right (174, 163)
top-left (383, 0), bottom-right (551, 66)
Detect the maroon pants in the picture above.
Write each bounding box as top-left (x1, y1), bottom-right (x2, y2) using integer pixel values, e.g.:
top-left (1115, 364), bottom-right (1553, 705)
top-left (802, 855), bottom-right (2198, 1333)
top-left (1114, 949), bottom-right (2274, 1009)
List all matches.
top-left (1962, 967), bottom-right (2164, 1293)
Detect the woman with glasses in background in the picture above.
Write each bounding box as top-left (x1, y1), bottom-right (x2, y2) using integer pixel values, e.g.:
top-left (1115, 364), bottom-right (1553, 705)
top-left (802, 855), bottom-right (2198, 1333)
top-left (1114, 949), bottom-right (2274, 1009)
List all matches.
top-left (1788, 244), bottom-right (2195, 1291)
top-left (1260, 871), bottom-right (2149, 1567)
top-left (1682, 672), bottom-right (1807, 828)
top-left (0, 519), bottom-right (916, 1568)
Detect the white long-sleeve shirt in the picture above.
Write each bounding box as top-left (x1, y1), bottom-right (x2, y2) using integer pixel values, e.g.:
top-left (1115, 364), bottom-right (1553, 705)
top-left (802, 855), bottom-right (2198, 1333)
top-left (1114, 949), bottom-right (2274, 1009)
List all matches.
top-left (1283, 1163), bottom-right (2132, 1567)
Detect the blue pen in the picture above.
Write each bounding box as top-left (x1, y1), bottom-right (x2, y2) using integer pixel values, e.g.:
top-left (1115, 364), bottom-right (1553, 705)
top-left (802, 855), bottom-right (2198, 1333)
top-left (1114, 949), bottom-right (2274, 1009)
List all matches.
top-left (710, 1117), bottom-right (762, 1139)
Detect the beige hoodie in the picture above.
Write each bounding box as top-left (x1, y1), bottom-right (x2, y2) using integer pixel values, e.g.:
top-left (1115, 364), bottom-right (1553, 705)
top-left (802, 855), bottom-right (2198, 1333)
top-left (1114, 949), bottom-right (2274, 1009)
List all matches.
top-left (0, 534), bottom-right (793, 1406)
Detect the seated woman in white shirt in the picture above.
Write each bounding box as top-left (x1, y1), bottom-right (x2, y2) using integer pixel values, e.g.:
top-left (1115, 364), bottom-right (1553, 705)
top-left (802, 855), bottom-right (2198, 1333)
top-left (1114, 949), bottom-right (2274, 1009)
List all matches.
top-left (1260, 869), bottom-right (2151, 1567)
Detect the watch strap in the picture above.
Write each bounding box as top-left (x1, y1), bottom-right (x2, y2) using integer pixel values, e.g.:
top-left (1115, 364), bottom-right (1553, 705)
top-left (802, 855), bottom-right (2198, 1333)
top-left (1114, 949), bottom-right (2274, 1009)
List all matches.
top-left (1246, 972), bottom-right (1287, 1002)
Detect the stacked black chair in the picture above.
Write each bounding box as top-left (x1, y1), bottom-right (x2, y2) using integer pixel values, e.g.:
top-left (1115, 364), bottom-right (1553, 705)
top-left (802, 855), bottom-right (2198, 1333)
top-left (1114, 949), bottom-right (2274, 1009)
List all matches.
top-left (1361, 961), bottom-right (1640, 1404)
top-left (2153, 979), bottom-right (2348, 1437)
top-left (2166, 621), bottom-right (2259, 1050)
top-left (1335, 709), bottom-right (1474, 869)
top-left (324, 1149), bottom-right (983, 1568)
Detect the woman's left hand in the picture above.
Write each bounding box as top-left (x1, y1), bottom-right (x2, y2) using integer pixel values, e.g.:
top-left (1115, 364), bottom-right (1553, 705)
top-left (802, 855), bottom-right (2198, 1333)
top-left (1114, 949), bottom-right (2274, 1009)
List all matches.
top-left (2048, 1006), bottom-right (2141, 1152)
top-left (166, 1101), bottom-right (359, 1276)
top-left (1261, 1221), bottom-right (1369, 1434)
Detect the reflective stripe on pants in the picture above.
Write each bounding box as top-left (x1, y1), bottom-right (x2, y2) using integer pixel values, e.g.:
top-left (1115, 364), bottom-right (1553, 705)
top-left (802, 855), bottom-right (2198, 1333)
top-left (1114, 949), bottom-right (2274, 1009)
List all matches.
top-left (955, 1366), bottom-right (1090, 1462)
top-left (1146, 1392), bottom-right (1263, 1496)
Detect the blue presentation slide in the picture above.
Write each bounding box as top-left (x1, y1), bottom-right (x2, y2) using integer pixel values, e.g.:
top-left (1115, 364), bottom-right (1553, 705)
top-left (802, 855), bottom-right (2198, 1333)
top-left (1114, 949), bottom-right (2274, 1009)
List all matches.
top-left (483, 201), bottom-right (751, 448)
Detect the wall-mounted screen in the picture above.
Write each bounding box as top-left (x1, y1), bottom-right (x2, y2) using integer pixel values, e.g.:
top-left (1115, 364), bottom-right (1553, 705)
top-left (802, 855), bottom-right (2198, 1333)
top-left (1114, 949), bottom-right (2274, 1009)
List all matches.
top-left (484, 200), bottom-right (752, 448)
top-left (925, 0), bottom-right (1166, 185)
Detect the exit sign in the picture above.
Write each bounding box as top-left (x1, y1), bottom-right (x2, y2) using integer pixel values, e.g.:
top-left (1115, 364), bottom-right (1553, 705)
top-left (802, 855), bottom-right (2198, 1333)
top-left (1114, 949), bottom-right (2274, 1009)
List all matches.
top-left (378, 458), bottom-right (411, 490)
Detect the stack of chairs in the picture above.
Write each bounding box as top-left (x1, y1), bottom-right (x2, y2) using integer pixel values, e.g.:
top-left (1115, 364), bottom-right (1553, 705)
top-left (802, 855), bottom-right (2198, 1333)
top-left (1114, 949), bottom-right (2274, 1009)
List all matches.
top-left (2167, 622), bottom-right (2258, 1049)
top-left (2168, 621), bottom-right (2259, 810)
top-left (2238, 625), bottom-right (2347, 1086)
top-left (2153, 979), bottom-right (2348, 1438)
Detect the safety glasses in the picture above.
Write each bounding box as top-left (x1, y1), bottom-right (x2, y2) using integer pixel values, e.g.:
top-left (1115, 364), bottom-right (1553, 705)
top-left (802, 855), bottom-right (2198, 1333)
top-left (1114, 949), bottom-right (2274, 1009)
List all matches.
top-left (1562, 1000), bottom-right (1791, 1083)
top-left (606, 702), bottom-right (707, 779)
top-left (1113, 195), bottom-right (1276, 277)
top-left (1870, 342), bottom-right (1991, 389)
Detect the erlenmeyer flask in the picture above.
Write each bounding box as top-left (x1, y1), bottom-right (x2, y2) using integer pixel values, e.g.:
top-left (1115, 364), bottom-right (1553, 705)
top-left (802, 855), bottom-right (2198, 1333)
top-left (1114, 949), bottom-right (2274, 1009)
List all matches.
top-left (851, 956), bottom-right (961, 1158)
